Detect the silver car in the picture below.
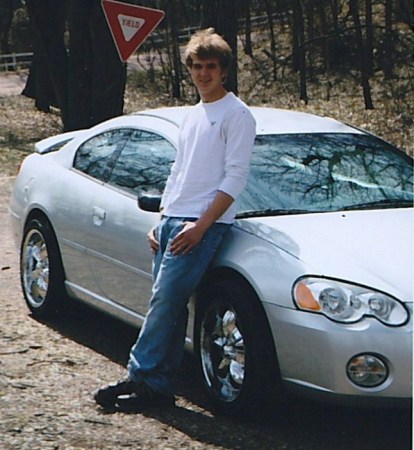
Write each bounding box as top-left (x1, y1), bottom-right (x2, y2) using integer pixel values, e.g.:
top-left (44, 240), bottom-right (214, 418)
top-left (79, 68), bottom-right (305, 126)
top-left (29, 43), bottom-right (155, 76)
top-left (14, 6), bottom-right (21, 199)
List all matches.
top-left (9, 107), bottom-right (413, 415)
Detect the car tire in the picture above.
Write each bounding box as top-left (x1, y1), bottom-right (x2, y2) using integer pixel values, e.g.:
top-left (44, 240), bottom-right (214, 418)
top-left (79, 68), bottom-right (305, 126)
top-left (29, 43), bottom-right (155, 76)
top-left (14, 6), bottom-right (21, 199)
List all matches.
top-left (20, 217), bottom-right (66, 318)
top-left (195, 278), bottom-right (283, 417)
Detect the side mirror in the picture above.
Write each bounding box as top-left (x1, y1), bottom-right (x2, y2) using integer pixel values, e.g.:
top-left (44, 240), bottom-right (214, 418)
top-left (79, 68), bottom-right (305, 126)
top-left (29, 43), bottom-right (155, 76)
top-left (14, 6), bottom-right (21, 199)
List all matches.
top-left (137, 193), bottom-right (161, 212)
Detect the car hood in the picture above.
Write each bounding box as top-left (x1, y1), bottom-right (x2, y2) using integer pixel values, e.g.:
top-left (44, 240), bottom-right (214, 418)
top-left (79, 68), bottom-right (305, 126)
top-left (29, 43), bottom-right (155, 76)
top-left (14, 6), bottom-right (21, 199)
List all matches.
top-left (238, 208), bottom-right (413, 302)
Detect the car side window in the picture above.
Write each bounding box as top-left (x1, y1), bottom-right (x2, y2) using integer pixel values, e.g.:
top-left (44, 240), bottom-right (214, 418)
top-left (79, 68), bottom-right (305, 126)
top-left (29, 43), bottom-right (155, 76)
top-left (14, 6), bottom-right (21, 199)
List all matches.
top-left (73, 129), bottom-right (131, 181)
top-left (107, 129), bottom-right (176, 195)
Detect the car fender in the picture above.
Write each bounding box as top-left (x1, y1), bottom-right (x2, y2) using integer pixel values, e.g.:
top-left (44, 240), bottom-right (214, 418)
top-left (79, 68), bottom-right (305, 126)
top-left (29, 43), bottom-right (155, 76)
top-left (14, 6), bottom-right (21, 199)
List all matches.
top-left (212, 223), bottom-right (308, 309)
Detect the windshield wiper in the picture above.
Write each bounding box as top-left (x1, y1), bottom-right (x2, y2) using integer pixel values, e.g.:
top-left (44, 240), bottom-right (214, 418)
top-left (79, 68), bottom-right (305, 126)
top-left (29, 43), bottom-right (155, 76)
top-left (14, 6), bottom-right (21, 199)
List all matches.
top-left (237, 209), bottom-right (312, 218)
top-left (338, 199), bottom-right (413, 211)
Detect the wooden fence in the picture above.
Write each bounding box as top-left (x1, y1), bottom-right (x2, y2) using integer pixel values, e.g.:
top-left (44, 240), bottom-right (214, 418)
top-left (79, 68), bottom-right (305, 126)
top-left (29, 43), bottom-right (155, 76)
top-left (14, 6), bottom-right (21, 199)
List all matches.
top-left (0, 52), bottom-right (33, 71)
top-left (0, 15), bottom-right (273, 72)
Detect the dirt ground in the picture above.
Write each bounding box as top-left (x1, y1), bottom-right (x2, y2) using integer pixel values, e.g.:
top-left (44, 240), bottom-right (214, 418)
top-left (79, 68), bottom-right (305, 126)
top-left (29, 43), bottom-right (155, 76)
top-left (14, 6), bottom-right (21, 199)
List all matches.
top-left (0, 68), bottom-right (413, 448)
top-left (1, 173), bottom-right (413, 450)
top-left (0, 71), bottom-right (27, 96)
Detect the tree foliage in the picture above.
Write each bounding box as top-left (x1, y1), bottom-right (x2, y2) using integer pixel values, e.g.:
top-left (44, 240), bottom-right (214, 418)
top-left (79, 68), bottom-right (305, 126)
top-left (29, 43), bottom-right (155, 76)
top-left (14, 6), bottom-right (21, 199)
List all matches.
top-left (1, 0), bottom-right (413, 130)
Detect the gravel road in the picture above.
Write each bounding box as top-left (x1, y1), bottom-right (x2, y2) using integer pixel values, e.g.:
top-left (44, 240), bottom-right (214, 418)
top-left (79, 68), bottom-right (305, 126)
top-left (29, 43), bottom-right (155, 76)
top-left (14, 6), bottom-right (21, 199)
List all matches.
top-left (0, 175), bottom-right (412, 450)
top-left (0, 72), bottom-right (27, 97)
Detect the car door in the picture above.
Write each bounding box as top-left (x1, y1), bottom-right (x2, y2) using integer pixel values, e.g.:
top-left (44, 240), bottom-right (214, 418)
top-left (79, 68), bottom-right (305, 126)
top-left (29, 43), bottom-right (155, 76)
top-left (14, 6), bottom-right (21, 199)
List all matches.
top-left (55, 128), bottom-right (131, 296)
top-left (85, 125), bottom-right (177, 315)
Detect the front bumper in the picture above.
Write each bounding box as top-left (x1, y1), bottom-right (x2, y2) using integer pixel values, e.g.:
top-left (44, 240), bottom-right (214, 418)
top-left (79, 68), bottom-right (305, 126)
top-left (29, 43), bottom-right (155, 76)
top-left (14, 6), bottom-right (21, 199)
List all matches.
top-left (264, 302), bottom-right (413, 406)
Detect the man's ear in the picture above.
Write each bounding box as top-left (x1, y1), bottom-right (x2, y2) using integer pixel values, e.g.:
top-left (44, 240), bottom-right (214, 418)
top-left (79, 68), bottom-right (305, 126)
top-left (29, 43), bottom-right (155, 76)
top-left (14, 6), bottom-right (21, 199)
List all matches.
top-left (221, 70), bottom-right (229, 84)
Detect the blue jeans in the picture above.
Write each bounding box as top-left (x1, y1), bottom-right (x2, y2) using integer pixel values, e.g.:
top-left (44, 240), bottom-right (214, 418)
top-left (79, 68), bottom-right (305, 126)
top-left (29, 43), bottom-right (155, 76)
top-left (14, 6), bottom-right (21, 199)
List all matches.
top-left (127, 217), bottom-right (231, 395)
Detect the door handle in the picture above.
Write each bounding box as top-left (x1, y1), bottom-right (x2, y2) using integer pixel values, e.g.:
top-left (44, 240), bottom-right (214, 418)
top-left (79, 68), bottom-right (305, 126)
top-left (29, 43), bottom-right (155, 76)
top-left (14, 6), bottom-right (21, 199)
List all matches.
top-left (92, 206), bottom-right (106, 226)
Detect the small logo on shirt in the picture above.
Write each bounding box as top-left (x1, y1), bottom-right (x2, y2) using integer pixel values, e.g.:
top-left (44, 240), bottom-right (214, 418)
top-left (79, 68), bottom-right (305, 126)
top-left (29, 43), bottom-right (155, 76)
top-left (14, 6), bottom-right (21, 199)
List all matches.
top-left (211, 121), bottom-right (216, 126)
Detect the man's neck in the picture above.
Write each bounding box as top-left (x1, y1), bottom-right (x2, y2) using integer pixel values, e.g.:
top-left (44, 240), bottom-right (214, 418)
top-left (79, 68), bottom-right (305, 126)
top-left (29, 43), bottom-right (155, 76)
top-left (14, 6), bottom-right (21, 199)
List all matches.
top-left (200, 88), bottom-right (228, 103)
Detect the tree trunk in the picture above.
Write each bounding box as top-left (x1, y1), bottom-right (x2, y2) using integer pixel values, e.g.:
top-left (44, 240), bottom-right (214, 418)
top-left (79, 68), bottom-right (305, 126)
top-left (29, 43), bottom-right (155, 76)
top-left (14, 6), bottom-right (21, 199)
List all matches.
top-left (166, 0), bottom-right (182, 99)
top-left (383, 0), bottom-right (394, 79)
top-left (201, 0), bottom-right (239, 95)
top-left (23, 0), bottom-right (126, 131)
top-left (0, 0), bottom-right (15, 54)
top-left (23, 0), bottom-right (69, 122)
top-left (242, 0), bottom-right (252, 56)
top-left (67, 0), bottom-right (93, 130)
top-left (71, 0), bottom-right (126, 130)
top-left (330, 0), bottom-right (339, 32)
top-left (264, 0), bottom-right (277, 80)
top-left (292, 0), bottom-right (308, 103)
top-left (365, 0), bottom-right (374, 76)
top-left (349, 0), bottom-right (374, 109)
top-left (316, 0), bottom-right (330, 73)
top-left (305, 0), bottom-right (315, 77)
top-left (395, 0), bottom-right (413, 27)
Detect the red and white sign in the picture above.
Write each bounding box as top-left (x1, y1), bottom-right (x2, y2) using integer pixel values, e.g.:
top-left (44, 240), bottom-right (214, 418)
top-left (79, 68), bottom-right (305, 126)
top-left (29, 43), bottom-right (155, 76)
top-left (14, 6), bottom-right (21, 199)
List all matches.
top-left (102, 0), bottom-right (165, 62)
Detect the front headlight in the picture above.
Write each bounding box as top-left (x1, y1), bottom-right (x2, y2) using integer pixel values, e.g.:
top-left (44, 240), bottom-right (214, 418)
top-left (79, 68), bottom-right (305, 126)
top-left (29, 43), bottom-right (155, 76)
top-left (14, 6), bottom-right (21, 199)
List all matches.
top-left (293, 277), bottom-right (408, 326)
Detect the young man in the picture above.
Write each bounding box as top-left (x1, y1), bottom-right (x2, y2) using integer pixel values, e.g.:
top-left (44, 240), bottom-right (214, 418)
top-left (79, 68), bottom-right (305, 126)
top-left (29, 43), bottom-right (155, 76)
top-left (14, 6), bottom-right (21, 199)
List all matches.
top-left (94, 28), bottom-right (256, 412)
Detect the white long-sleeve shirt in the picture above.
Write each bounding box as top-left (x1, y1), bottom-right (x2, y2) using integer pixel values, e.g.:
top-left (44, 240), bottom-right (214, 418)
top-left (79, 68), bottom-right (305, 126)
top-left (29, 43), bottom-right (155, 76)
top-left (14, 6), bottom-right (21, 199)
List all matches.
top-left (161, 92), bottom-right (256, 224)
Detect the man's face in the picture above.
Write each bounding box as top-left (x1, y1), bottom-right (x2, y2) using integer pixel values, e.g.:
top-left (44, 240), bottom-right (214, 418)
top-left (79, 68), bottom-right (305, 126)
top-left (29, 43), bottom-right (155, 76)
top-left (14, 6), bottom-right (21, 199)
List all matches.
top-left (189, 54), bottom-right (227, 103)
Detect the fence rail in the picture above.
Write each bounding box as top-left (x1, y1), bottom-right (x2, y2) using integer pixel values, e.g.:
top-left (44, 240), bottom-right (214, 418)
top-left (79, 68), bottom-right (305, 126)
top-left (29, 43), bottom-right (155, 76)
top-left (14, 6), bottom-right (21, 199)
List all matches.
top-left (0, 14), bottom-right (274, 71)
top-left (0, 52), bottom-right (33, 71)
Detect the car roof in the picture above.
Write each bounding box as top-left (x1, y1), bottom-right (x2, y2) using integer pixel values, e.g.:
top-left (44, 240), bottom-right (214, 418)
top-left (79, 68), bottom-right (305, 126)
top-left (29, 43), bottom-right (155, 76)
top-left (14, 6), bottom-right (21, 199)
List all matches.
top-left (133, 106), bottom-right (363, 135)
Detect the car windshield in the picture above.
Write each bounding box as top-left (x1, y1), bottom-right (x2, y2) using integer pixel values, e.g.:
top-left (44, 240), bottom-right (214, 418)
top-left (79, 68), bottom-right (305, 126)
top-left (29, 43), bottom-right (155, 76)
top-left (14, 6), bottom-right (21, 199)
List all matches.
top-left (237, 133), bottom-right (413, 217)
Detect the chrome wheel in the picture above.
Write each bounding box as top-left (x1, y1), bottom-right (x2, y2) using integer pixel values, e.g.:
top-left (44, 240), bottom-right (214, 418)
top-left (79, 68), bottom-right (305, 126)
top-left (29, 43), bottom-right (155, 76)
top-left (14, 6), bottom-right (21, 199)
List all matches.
top-left (20, 218), bottom-right (65, 318)
top-left (22, 228), bottom-right (49, 308)
top-left (200, 305), bottom-right (246, 403)
top-left (196, 279), bottom-right (282, 416)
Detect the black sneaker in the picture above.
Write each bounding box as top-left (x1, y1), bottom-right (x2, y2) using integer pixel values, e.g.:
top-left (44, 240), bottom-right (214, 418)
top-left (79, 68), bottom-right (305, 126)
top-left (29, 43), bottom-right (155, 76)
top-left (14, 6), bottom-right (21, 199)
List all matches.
top-left (94, 377), bottom-right (142, 408)
top-left (115, 382), bottom-right (175, 412)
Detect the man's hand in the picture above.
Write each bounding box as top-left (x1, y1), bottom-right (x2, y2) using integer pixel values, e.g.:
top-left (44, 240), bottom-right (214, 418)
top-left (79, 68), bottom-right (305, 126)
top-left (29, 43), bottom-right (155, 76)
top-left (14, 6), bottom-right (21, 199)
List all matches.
top-left (169, 192), bottom-right (234, 255)
top-left (147, 226), bottom-right (159, 253)
top-left (170, 221), bottom-right (205, 255)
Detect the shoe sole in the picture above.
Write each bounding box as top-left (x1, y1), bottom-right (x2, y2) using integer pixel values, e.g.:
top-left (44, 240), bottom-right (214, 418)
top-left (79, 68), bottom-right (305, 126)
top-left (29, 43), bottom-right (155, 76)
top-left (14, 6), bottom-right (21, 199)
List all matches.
top-left (93, 391), bottom-right (118, 409)
top-left (93, 379), bottom-right (142, 409)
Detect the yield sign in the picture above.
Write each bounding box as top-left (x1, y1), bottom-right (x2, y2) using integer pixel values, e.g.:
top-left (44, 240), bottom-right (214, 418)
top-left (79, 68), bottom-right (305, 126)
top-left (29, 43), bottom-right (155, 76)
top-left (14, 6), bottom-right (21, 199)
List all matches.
top-left (102, 0), bottom-right (165, 62)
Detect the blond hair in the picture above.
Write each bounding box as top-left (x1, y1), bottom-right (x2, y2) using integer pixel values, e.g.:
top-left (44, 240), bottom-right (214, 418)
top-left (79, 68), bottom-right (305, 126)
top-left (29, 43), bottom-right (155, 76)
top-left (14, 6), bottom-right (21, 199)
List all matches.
top-left (184, 28), bottom-right (232, 70)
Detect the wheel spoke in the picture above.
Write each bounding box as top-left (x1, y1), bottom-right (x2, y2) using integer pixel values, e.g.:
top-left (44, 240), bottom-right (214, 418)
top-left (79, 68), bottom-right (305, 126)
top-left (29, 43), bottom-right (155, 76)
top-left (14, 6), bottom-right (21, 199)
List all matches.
top-left (229, 360), bottom-right (244, 385)
top-left (219, 373), bottom-right (241, 399)
top-left (23, 230), bottom-right (49, 306)
top-left (201, 303), bottom-right (246, 402)
top-left (222, 310), bottom-right (236, 336)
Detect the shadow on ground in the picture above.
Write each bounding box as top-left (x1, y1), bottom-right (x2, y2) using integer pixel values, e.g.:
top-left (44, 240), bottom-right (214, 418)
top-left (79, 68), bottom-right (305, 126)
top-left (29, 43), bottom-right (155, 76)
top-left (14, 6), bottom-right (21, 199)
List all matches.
top-left (34, 301), bottom-right (412, 450)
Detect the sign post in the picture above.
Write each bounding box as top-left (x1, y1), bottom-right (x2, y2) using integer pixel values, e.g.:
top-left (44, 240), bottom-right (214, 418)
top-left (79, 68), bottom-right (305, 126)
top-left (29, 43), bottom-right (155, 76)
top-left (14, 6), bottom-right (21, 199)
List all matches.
top-left (101, 0), bottom-right (165, 62)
